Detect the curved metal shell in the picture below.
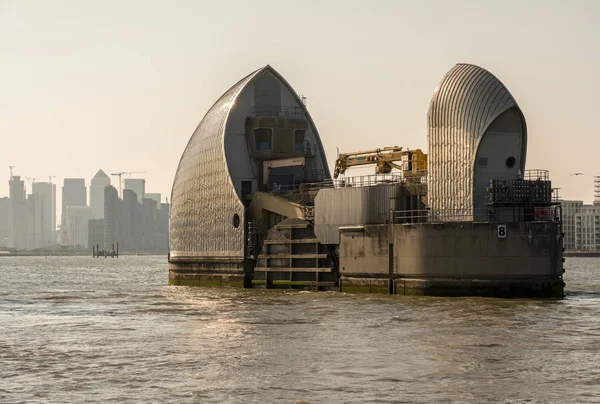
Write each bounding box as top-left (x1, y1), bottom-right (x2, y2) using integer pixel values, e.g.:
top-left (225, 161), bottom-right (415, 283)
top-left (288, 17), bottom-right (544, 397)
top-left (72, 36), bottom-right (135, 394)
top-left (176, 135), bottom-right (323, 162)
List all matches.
top-left (427, 63), bottom-right (527, 218)
top-left (169, 66), bottom-right (330, 262)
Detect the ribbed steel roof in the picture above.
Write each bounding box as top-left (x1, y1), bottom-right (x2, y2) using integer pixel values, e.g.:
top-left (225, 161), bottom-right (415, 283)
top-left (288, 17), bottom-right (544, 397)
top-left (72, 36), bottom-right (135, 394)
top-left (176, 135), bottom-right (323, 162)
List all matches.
top-left (169, 66), bottom-right (330, 261)
top-left (427, 63), bottom-right (526, 217)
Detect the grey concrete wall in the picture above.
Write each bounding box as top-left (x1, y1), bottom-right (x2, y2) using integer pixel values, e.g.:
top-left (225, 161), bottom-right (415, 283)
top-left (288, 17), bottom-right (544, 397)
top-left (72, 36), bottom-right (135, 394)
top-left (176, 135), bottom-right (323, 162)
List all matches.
top-left (315, 184), bottom-right (419, 244)
top-left (339, 225), bottom-right (390, 276)
top-left (393, 222), bottom-right (562, 279)
top-left (338, 221), bottom-right (563, 280)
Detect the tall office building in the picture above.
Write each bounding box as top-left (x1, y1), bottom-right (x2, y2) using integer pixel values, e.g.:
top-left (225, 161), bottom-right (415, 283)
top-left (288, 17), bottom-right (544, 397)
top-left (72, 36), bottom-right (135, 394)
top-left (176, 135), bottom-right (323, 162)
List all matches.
top-left (26, 193), bottom-right (42, 249)
top-left (32, 182), bottom-right (56, 246)
top-left (104, 185), bottom-right (120, 251)
top-left (67, 206), bottom-right (94, 247)
top-left (90, 170), bottom-right (110, 219)
top-left (120, 189), bottom-right (140, 251)
top-left (0, 197), bottom-right (9, 247)
top-left (88, 219), bottom-right (105, 250)
top-left (61, 178), bottom-right (86, 243)
top-left (144, 193), bottom-right (161, 208)
top-left (9, 176), bottom-right (28, 249)
top-left (123, 178), bottom-right (145, 204)
top-left (156, 202), bottom-right (170, 253)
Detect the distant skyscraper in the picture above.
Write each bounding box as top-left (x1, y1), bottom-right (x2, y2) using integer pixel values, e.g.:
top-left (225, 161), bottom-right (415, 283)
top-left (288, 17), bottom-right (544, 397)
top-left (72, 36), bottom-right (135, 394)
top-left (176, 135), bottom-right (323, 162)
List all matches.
top-left (9, 175), bottom-right (28, 249)
top-left (67, 206), bottom-right (94, 247)
top-left (144, 193), bottom-right (161, 208)
top-left (88, 219), bottom-right (105, 250)
top-left (120, 189), bottom-right (140, 251)
top-left (104, 185), bottom-right (120, 250)
top-left (32, 182), bottom-right (56, 246)
top-left (26, 193), bottom-right (41, 249)
top-left (123, 178), bottom-right (145, 204)
top-left (0, 197), bottom-right (9, 247)
top-left (61, 178), bottom-right (86, 240)
top-left (90, 170), bottom-right (110, 219)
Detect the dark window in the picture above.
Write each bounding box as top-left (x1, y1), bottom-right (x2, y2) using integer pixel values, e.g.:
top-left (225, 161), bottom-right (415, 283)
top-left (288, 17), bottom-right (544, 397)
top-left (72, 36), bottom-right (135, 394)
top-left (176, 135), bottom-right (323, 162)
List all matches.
top-left (506, 156), bottom-right (516, 168)
top-left (294, 130), bottom-right (305, 152)
top-left (241, 181), bottom-right (252, 196)
top-left (478, 157), bottom-right (488, 166)
top-left (254, 128), bottom-right (272, 150)
top-left (233, 214), bottom-right (240, 228)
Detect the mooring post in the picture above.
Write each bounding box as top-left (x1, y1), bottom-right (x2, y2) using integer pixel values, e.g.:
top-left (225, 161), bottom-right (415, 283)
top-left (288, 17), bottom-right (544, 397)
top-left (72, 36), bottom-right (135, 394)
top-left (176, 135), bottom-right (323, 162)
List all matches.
top-left (116, 242), bottom-right (119, 258)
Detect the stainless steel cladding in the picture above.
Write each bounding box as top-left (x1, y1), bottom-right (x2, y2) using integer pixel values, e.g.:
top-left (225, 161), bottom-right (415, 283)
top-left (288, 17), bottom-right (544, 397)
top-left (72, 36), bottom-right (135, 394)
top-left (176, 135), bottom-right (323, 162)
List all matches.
top-left (314, 184), bottom-right (406, 244)
top-left (427, 64), bottom-right (527, 221)
top-left (170, 66), bottom-right (330, 262)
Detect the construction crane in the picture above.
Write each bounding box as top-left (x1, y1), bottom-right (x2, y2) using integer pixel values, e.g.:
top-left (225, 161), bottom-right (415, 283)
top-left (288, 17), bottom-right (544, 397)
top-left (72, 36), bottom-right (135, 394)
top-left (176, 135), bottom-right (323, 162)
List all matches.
top-left (110, 171), bottom-right (145, 198)
top-left (333, 146), bottom-right (428, 181)
top-left (26, 176), bottom-right (44, 185)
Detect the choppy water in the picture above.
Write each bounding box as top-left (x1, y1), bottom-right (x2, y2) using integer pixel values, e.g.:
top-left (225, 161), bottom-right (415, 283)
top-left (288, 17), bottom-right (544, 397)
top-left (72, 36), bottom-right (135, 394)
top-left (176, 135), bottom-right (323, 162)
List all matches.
top-left (1, 256), bottom-right (599, 403)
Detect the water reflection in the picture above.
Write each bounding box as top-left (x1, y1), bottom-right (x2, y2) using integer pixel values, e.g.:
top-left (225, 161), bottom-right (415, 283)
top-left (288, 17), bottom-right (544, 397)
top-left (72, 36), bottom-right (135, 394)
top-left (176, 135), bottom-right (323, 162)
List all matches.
top-left (0, 256), bottom-right (599, 403)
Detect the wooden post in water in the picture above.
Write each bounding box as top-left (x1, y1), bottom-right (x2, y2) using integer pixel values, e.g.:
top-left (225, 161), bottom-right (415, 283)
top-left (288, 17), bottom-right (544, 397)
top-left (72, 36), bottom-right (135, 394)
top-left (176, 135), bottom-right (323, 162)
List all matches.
top-left (92, 245), bottom-right (95, 258)
top-left (112, 244), bottom-right (115, 258)
top-left (116, 242), bottom-right (119, 258)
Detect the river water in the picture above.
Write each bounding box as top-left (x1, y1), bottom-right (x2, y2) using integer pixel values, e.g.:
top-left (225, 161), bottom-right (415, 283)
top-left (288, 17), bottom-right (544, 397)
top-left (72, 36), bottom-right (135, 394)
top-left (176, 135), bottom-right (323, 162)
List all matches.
top-left (1, 256), bottom-right (599, 403)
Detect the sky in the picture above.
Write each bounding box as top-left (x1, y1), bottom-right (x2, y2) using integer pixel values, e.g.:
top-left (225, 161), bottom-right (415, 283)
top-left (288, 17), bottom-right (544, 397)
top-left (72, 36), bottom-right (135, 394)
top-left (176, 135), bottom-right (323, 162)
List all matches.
top-left (1, 0), bottom-right (599, 224)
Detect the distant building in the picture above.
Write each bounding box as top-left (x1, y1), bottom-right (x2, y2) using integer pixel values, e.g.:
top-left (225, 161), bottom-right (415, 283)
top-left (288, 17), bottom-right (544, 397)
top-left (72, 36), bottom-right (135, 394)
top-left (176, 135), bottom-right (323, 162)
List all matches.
top-left (140, 198), bottom-right (157, 251)
top-left (61, 178), bottom-right (86, 241)
top-left (120, 189), bottom-right (141, 251)
top-left (32, 182), bottom-right (56, 246)
top-left (123, 178), bottom-right (145, 204)
top-left (90, 170), bottom-right (111, 219)
top-left (156, 202), bottom-right (170, 253)
top-left (574, 205), bottom-right (600, 251)
top-left (561, 200), bottom-right (583, 250)
top-left (88, 219), bottom-right (105, 250)
top-left (67, 206), bottom-right (94, 247)
top-left (104, 185), bottom-right (120, 251)
top-left (0, 197), bottom-right (9, 247)
top-left (9, 176), bottom-right (28, 249)
top-left (144, 193), bottom-right (161, 208)
top-left (26, 193), bottom-right (42, 249)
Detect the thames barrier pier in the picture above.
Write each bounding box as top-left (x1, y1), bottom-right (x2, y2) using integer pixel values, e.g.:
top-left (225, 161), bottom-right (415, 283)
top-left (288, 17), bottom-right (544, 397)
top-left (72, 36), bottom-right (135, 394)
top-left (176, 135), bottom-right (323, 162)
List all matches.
top-left (168, 64), bottom-right (564, 298)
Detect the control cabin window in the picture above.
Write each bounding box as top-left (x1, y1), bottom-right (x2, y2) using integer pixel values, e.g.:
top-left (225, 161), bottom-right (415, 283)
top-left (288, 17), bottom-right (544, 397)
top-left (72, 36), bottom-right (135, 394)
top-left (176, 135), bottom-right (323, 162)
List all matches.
top-left (294, 130), bottom-right (305, 152)
top-left (254, 128), bottom-right (272, 151)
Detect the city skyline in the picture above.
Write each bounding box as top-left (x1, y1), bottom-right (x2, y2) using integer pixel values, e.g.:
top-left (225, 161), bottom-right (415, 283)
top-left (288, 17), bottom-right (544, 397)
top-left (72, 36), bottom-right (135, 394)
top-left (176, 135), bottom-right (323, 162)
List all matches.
top-left (1, 170), bottom-right (168, 250)
top-left (2, 1), bottom-right (600, 205)
top-left (1, 168), bottom-right (166, 228)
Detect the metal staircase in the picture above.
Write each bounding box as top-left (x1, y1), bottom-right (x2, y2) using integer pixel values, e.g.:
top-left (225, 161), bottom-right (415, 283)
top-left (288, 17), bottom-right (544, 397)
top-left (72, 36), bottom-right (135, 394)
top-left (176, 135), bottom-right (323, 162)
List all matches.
top-left (252, 219), bottom-right (337, 290)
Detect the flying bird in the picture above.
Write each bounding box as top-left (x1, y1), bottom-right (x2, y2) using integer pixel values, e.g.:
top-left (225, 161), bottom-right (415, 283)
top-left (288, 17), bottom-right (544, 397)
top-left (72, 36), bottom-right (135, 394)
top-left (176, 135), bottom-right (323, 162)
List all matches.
top-left (571, 173), bottom-right (584, 176)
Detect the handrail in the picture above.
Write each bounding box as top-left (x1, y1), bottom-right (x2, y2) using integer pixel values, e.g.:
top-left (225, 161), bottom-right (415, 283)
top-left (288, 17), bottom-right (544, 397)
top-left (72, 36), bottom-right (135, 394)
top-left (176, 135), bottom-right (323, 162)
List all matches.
top-left (380, 206), bottom-right (562, 224)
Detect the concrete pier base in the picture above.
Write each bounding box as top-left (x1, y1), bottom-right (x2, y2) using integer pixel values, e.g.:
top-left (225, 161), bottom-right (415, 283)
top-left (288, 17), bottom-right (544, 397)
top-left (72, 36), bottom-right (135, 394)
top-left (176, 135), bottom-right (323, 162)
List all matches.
top-left (394, 277), bottom-right (565, 298)
top-left (340, 275), bottom-right (564, 298)
top-left (168, 260), bottom-right (246, 288)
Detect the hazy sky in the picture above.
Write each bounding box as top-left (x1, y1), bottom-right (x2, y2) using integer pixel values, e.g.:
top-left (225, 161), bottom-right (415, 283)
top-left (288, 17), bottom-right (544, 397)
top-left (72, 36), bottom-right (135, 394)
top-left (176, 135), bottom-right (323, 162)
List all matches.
top-left (1, 0), bottom-right (599, 223)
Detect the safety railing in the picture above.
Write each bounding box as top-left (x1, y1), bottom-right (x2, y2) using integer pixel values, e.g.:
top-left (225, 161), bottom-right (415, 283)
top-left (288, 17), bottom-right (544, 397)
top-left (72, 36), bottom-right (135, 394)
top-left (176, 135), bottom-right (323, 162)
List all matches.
top-left (267, 172), bottom-right (427, 195)
top-left (380, 206), bottom-right (562, 224)
top-left (525, 169), bottom-right (550, 181)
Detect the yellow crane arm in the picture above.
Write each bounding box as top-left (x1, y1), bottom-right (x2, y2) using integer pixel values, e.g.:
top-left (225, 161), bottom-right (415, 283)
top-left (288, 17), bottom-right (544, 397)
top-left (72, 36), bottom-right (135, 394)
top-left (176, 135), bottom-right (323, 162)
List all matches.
top-left (334, 147), bottom-right (427, 179)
